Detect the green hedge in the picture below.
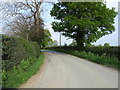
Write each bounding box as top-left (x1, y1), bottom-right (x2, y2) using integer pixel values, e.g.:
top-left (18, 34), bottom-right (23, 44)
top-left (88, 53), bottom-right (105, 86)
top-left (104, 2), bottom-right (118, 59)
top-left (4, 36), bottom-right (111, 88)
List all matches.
top-left (2, 35), bottom-right (40, 70)
top-left (46, 46), bottom-right (119, 58)
top-left (84, 46), bottom-right (118, 58)
top-left (48, 48), bottom-right (119, 69)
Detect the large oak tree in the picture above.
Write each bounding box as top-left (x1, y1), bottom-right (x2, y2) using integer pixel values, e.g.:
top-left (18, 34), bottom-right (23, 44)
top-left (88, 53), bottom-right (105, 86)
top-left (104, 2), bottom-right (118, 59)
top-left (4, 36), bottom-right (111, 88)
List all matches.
top-left (50, 2), bottom-right (117, 49)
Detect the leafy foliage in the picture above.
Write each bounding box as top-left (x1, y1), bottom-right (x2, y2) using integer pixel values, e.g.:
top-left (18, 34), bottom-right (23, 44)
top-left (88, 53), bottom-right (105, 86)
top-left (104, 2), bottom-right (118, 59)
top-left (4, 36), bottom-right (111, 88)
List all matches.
top-left (69, 40), bottom-right (77, 46)
top-left (50, 2), bottom-right (117, 48)
top-left (2, 35), bottom-right (43, 87)
top-left (50, 40), bottom-right (58, 47)
top-left (41, 29), bottom-right (53, 47)
top-left (28, 22), bottom-right (44, 46)
top-left (2, 35), bottom-right (40, 70)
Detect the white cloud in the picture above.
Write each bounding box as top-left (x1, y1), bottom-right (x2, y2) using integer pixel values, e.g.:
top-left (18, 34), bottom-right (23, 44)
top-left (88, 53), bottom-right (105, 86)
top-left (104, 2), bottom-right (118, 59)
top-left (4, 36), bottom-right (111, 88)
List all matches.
top-left (106, 0), bottom-right (119, 11)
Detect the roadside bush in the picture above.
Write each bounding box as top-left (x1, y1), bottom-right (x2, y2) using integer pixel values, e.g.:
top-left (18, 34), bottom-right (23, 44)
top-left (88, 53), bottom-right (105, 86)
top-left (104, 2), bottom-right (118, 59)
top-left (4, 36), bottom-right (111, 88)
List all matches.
top-left (1, 34), bottom-right (43, 87)
top-left (2, 35), bottom-right (40, 70)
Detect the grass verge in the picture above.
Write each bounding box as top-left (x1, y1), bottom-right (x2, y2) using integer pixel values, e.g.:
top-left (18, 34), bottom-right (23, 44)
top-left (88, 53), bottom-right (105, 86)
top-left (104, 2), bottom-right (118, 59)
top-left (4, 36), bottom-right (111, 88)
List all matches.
top-left (3, 52), bottom-right (44, 88)
top-left (49, 49), bottom-right (119, 69)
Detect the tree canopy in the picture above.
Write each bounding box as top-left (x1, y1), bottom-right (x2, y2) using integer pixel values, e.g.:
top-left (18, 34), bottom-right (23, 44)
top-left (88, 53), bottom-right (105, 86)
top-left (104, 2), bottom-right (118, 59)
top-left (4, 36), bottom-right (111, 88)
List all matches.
top-left (50, 2), bottom-right (117, 49)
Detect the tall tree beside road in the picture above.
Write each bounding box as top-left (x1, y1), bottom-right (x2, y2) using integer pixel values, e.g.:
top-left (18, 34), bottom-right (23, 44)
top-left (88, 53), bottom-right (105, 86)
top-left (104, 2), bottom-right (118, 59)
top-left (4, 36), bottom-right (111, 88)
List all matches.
top-left (1, 0), bottom-right (44, 45)
top-left (50, 2), bottom-right (117, 49)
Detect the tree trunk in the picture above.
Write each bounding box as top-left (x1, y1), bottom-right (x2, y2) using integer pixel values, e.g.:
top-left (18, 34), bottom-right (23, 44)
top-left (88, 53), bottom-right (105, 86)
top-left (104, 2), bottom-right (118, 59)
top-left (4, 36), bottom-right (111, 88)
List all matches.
top-left (76, 31), bottom-right (84, 50)
top-left (33, 1), bottom-right (43, 46)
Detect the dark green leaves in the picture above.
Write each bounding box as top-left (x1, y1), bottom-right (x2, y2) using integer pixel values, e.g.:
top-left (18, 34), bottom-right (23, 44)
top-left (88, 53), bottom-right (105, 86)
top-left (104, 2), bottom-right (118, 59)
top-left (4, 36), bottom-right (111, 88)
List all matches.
top-left (50, 2), bottom-right (117, 47)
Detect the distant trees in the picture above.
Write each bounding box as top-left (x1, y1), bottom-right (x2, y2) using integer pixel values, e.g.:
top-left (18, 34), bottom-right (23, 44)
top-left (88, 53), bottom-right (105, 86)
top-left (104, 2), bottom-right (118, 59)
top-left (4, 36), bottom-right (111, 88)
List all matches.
top-left (86, 43), bottom-right (94, 47)
top-left (98, 44), bottom-right (103, 47)
top-left (42, 29), bottom-right (53, 47)
top-left (51, 40), bottom-right (58, 47)
top-left (41, 29), bottom-right (58, 47)
top-left (50, 2), bottom-right (117, 49)
top-left (69, 40), bottom-right (77, 46)
top-left (104, 43), bottom-right (110, 46)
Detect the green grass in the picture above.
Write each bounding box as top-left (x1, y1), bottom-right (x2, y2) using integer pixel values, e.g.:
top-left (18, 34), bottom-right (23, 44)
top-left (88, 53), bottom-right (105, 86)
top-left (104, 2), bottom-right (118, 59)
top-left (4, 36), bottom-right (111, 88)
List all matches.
top-left (3, 52), bottom-right (44, 88)
top-left (49, 49), bottom-right (119, 69)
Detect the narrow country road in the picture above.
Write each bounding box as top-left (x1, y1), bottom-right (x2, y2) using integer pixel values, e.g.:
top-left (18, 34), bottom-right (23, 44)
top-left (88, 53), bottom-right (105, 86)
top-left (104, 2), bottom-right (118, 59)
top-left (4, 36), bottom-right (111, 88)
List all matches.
top-left (20, 51), bottom-right (118, 88)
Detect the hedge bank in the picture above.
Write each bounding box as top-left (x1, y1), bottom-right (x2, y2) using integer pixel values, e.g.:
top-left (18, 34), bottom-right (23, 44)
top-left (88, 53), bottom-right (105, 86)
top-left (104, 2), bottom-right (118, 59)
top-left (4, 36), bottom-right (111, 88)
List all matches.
top-left (45, 46), bottom-right (119, 58)
top-left (2, 35), bottom-right (40, 70)
top-left (1, 35), bottom-right (44, 88)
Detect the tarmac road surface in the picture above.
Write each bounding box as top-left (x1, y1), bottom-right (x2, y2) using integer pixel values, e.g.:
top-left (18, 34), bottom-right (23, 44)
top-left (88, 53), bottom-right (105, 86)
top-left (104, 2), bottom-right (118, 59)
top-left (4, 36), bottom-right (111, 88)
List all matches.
top-left (20, 51), bottom-right (118, 88)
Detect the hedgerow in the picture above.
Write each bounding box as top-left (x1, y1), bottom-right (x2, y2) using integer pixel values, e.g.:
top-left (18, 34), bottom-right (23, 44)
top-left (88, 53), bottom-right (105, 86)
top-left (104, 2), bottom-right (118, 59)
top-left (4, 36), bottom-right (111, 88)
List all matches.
top-left (47, 48), bottom-right (119, 69)
top-left (1, 35), bottom-right (43, 87)
top-left (46, 46), bottom-right (119, 58)
top-left (2, 35), bottom-right (40, 70)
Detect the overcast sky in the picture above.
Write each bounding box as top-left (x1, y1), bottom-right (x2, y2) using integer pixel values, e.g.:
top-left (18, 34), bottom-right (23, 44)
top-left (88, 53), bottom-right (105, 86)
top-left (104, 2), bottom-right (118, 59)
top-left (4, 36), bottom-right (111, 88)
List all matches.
top-left (0, 0), bottom-right (119, 46)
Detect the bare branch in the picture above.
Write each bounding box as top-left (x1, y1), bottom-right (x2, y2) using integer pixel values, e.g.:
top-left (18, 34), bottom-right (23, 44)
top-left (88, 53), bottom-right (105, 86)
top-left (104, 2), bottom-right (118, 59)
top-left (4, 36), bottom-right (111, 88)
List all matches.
top-left (25, 0), bottom-right (35, 13)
